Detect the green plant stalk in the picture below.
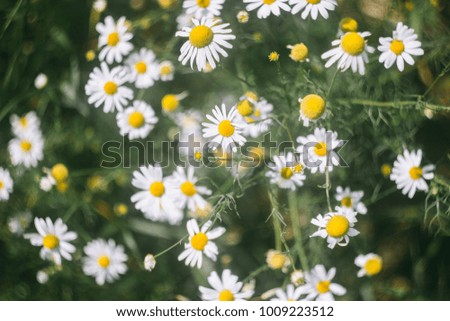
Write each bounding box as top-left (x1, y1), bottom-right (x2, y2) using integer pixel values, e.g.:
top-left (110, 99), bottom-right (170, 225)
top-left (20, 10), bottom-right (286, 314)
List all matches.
top-left (325, 165), bottom-right (333, 212)
top-left (288, 191), bottom-right (310, 271)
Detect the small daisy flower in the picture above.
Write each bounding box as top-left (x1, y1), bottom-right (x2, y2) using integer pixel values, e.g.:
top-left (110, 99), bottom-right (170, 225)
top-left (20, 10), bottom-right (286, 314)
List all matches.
top-left (290, 0), bottom-right (337, 20)
top-left (159, 60), bottom-right (175, 81)
top-left (36, 270), bottom-right (49, 284)
top-left (126, 48), bottom-right (160, 88)
top-left (291, 270), bottom-right (306, 286)
top-left (268, 51), bottom-right (280, 61)
top-left (178, 219), bottom-right (225, 269)
top-left (116, 100), bottom-right (158, 139)
top-left (83, 238), bottom-right (128, 286)
top-left (85, 62), bottom-right (134, 113)
top-left (321, 31), bottom-right (375, 75)
top-left (176, 110), bottom-right (204, 141)
top-left (8, 131), bottom-right (44, 168)
top-left (236, 96), bottom-right (273, 138)
top-left (24, 217), bottom-right (77, 265)
top-left (0, 167), bottom-right (13, 201)
top-left (339, 17), bottom-right (358, 35)
top-left (378, 22), bottom-right (424, 72)
top-left (8, 212), bottom-right (32, 236)
top-left (287, 43), bottom-right (309, 62)
top-left (167, 166), bottom-right (212, 212)
top-left (298, 94), bottom-right (326, 126)
top-left (131, 165), bottom-right (183, 225)
top-left (161, 92), bottom-right (188, 113)
top-left (300, 264), bottom-right (346, 301)
top-left (271, 284), bottom-right (303, 301)
top-left (199, 269), bottom-right (254, 301)
top-left (296, 127), bottom-right (342, 174)
top-left (183, 0), bottom-right (225, 19)
top-left (266, 152), bottom-right (306, 190)
top-left (381, 163), bottom-right (392, 178)
top-left (93, 0), bottom-right (107, 12)
top-left (355, 253), bottom-right (383, 277)
top-left (10, 111), bottom-right (41, 136)
top-left (96, 16), bottom-right (133, 64)
top-left (244, 0), bottom-right (291, 19)
top-left (34, 73), bottom-right (48, 89)
top-left (335, 186), bottom-right (367, 215)
top-left (144, 253), bottom-right (156, 271)
top-left (266, 249), bottom-right (291, 271)
top-left (390, 149), bottom-right (434, 198)
top-left (237, 10), bottom-right (250, 23)
top-left (202, 104), bottom-right (246, 152)
top-left (310, 207), bottom-right (359, 249)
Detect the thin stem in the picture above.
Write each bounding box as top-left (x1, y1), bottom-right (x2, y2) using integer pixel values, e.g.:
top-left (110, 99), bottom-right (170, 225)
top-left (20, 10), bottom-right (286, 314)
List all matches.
top-left (288, 191), bottom-right (310, 271)
top-left (242, 265), bottom-right (270, 283)
top-left (154, 236), bottom-right (187, 258)
top-left (267, 190), bottom-right (282, 251)
top-left (336, 98), bottom-right (450, 112)
top-left (326, 69), bottom-right (339, 98)
top-left (325, 165), bottom-right (333, 212)
top-left (423, 60), bottom-right (450, 97)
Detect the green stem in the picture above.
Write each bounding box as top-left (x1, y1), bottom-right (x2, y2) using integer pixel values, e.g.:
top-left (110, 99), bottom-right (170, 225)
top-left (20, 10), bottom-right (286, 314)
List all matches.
top-left (288, 191), bottom-right (309, 271)
top-left (326, 69), bottom-right (339, 98)
top-left (336, 98), bottom-right (450, 112)
top-left (325, 165), bottom-right (333, 212)
top-left (423, 61), bottom-right (450, 97)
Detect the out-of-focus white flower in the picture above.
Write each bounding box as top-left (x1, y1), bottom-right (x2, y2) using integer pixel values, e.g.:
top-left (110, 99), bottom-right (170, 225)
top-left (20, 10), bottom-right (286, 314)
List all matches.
top-left (34, 73), bottom-right (48, 90)
top-left (144, 254), bottom-right (156, 271)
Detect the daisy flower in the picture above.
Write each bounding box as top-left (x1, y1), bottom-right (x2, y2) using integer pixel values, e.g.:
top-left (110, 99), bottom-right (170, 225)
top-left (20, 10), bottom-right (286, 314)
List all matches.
top-left (335, 186), bottom-right (367, 215)
top-left (266, 152), bottom-right (306, 190)
top-left (161, 92), bottom-right (188, 113)
top-left (290, 0), bottom-right (337, 20)
top-left (199, 269), bottom-right (254, 301)
top-left (321, 31), bottom-right (375, 75)
top-left (8, 131), bottom-right (44, 168)
top-left (24, 217), bottom-right (77, 265)
top-left (96, 16), bottom-right (133, 64)
top-left (266, 249), bottom-right (291, 271)
top-left (244, 0), bottom-right (291, 19)
top-left (116, 100), bottom-right (158, 139)
top-left (176, 110), bottom-right (204, 142)
top-left (0, 167), bottom-right (13, 201)
top-left (131, 165), bottom-right (183, 225)
top-left (177, 11), bottom-right (195, 29)
top-left (287, 43), bottom-right (309, 62)
top-left (7, 212), bottom-right (32, 236)
top-left (298, 94), bottom-right (326, 126)
top-left (40, 163), bottom-right (70, 192)
top-left (271, 284), bottom-right (303, 301)
top-left (126, 48), bottom-right (160, 88)
top-left (390, 149), bottom-right (434, 198)
top-left (236, 95), bottom-right (273, 138)
top-left (83, 238), bottom-right (128, 285)
top-left (10, 111), bottom-right (41, 136)
top-left (159, 60), bottom-right (175, 81)
top-left (310, 207), bottom-right (359, 249)
top-left (144, 253), bottom-right (156, 271)
top-left (202, 104), bottom-right (246, 152)
top-left (378, 22), bottom-right (424, 72)
top-left (176, 17), bottom-right (236, 71)
top-left (167, 166), bottom-right (212, 212)
top-left (178, 219), bottom-right (225, 268)
top-left (183, 0), bottom-right (225, 18)
top-left (338, 17), bottom-right (358, 35)
top-left (299, 264), bottom-right (346, 301)
top-left (355, 253), bottom-right (383, 277)
top-left (296, 127), bottom-right (342, 174)
top-left (85, 62), bottom-right (134, 113)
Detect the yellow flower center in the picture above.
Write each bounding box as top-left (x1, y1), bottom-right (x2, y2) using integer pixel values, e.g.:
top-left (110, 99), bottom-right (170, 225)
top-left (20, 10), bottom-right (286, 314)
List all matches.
top-left (263, 0), bottom-right (276, 4)
top-left (160, 65), bottom-right (172, 75)
top-left (307, 0), bottom-right (321, 4)
top-left (316, 280), bottom-right (331, 294)
top-left (364, 257), bottom-right (383, 276)
top-left (98, 255), bottom-right (110, 268)
top-left (268, 253), bottom-right (287, 269)
top-left (20, 116), bottom-right (27, 127)
top-left (107, 32), bottom-right (120, 46)
top-left (290, 43), bottom-right (309, 62)
top-left (135, 61), bottom-right (147, 74)
top-left (162, 94), bottom-right (179, 112)
top-left (194, 151), bottom-right (202, 160)
top-left (341, 196), bottom-right (352, 208)
top-left (409, 166), bottom-right (422, 180)
top-left (196, 0), bottom-right (210, 8)
top-left (218, 120), bottom-right (235, 137)
top-left (254, 108), bottom-right (261, 117)
top-left (245, 91), bottom-right (258, 101)
top-left (20, 140), bottom-right (32, 152)
top-left (43, 234), bottom-right (59, 250)
top-left (189, 25), bottom-right (214, 48)
top-left (104, 81), bottom-right (118, 95)
top-left (326, 215), bottom-right (350, 238)
top-left (181, 181), bottom-right (197, 196)
top-left (0, 180), bottom-right (3, 189)
top-left (314, 142), bottom-right (327, 157)
top-left (149, 181), bottom-right (165, 197)
top-left (56, 181), bottom-right (69, 193)
top-left (268, 51), bottom-right (279, 62)
top-left (390, 39), bottom-right (405, 55)
top-left (245, 116), bottom-right (255, 123)
top-left (128, 111), bottom-right (145, 128)
top-left (341, 32), bottom-right (365, 56)
top-left (280, 167), bottom-right (293, 179)
top-left (51, 163), bottom-right (69, 183)
top-left (191, 232), bottom-right (208, 251)
top-left (237, 99), bottom-right (254, 116)
top-left (301, 94), bottom-right (325, 120)
top-left (219, 289), bottom-right (235, 301)
top-left (340, 18), bottom-right (358, 32)
top-left (294, 164), bottom-right (303, 173)
top-left (381, 164), bottom-right (392, 177)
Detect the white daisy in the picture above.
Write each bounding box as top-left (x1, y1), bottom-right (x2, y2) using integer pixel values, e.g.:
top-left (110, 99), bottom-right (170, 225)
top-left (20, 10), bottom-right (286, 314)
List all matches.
top-left (290, 0), bottom-right (337, 20)
top-left (202, 104), bottom-right (246, 152)
top-left (10, 111), bottom-right (41, 136)
top-left (321, 31), bottom-right (375, 75)
top-left (271, 284), bottom-right (304, 301)
top-left (83, 238), bottom-right (128, 285)
top-left (8, 131), bottom-right (44, 168)
top-left (335, 186), bottom-right (367, 215)
top-left (24, 217), bottom-right (77, 265)
top-left (85, 62), bottom-right (134, 113)
top-left (177, 11), bottom-right (195, 29)
top-left (298, 94), bottom-right (326, 126)
top-left (7, 212), bottom-right (32, 236)
top-left (390, 149), bottom-right (434, 198)
top-left (116, 100), bottom-right (158, 139)
top-left (310, 206), bottom-right (359, 249)
top-left (126, 48), bottom-right (160, 88)
top-left (159, 60), bottom-right (175, 81)
top-left (131, 165), bottom-right (183, 225)
top-left (266, 152), bottom-right (306, 190)
top-left (355, 253), bottom-right (383, 277)
top-left (183, 0), bottom-right (225, 18)
top-left (199, 269), bottom-right (254, 301)
top-left (244, 0), bottom-right (291, 19)
top-left (178, 219), bottom-right (225, 268)
top-left (378, 22), bottom-right (424, 72)
top-left (96, 16), bottom-right (134, 64)
top-left (0, 167), bottom-right (13, 201)
top-left (299, 264), bottom-right (346, 301)
top-left (296, 127), bottom-right (342, 174)
top-left (176, 17), bottom-right (236, 71)
top-left (236, 95), bottom-right (273, 138)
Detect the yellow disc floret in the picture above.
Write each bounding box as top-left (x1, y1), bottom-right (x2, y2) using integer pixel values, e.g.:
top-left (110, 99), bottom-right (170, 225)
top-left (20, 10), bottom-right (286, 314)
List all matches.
top-left (191, 232), bottom-right (208, 251)
top-left (128, 111), bottom-right (145, 128)
top-left (218, 120), bottom-right (235, 137)
top-left (98, 255), bottom-right (110, 268)
top-left (301, 94), bottom-right (326, 120)
top-left (314, 142), bottom-right (327, 157)
top-left (341, 32), bottom-right (365, 56)
top-left (326, 215), bottom-right (350, 238)
top-left (289, 43), bottom-right (309, 62)
top-left (237, 99), bottom-right (254, 116)
top-left (51, 163), bottom-right (69, 183)
top-left (307, 0), bottom-right (321, 4)
top-left (135, 61), bottom-right (147, 74)
top-left (316, 280), bottom-right (331, 294)
top-left (264, 0), bottom-right (276, 4)
top-left (196, 0), bottom-right (211, 8)
top-left (409, 166), bottom-right (422, 180)
top-left (181, 181), bottom-right (197, 196)
top-left (219, 289), bottom-right (235, 301)
top-left (364, 257), bottom-right (383, 276)
top-left (189, 25), bottom-right (214, 48)
top-left (104, 81), bottom-right (118, 95)
top-left (280, 167), bottom-right (293, 179)
top-left (341, 196), bottom-right (352, 208)
top-left (21, 140), bottom-right (32, 152)
top-left (107, 32), bottom-right (120, 46)
top-left (340, 17), bottom-right (358, 33)
top-left (43, 234), bottom-right (60, 250)
top-left (390, 39), bottom-right (405, 55)
top-left (149, 181), bottom-right (165, 197)
top-left (162, 94), bottom-right (179, 112)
